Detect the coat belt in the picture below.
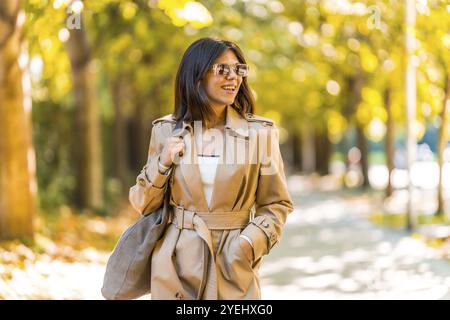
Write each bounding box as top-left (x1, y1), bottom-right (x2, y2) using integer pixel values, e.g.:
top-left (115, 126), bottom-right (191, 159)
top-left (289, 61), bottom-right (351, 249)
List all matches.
top-left (170, 205), bottom-right (250, 230)
top-left (169, 205), bottom-right (251, 299)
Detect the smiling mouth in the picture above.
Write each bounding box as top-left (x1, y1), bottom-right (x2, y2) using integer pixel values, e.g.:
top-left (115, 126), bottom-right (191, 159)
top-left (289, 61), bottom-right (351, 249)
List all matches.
top-left (221, 85), bottom-right (237, 94)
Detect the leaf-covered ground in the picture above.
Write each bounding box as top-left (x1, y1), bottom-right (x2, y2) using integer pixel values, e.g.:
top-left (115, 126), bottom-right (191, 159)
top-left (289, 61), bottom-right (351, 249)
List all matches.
top-left (0, 202), bottom-right (136, 299)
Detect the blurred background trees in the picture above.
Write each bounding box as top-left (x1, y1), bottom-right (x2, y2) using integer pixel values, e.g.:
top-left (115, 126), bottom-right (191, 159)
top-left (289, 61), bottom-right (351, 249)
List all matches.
top-left (0, 0), bottom-right (449, 240)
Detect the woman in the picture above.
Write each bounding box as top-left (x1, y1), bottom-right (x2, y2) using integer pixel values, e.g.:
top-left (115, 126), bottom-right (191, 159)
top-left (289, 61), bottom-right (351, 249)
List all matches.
top-left (129, 37), bottom-right (293, 300)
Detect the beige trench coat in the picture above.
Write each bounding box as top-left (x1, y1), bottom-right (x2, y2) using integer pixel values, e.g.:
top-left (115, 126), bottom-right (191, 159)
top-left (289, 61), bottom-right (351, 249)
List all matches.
top-left (129, 105), bottom-right (293, 300)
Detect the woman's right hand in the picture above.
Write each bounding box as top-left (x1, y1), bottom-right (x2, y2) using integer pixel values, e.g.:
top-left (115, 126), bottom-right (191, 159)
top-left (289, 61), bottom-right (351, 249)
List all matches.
top-left (238, 237), bottom-right (255, 264)
top-left (159, 137), bottom-right (185, 167)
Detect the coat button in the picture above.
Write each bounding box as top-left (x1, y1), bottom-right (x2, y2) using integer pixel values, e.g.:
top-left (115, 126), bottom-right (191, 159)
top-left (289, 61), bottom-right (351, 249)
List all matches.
top-left (175, 292), bottom-right (183, 300)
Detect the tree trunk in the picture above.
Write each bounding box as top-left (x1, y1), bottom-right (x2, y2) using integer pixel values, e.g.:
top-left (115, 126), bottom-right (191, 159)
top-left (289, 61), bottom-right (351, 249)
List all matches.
top-left (343, 72), bottom-right (365, 175)
top-left (301, 124), bottom-right (315, 173)
top-left (436, 74), bottom-right (449, 216)
top-left (356, 126), bottom-right (369, 188)
top-left (405, 0), bottom-right (417, 231)
top-left (66, 16), bottom-right (103, 210)
top-left (0, 1), bottom-right (37, 240)
top-left (314, 129), bottom-right (331, 175)
top-left (356, 125), bottom-right (370, 188)
top-left (290, 129), bottom-right (302, 171)
top-left (384, 87), bottom-right (395, 197)
top-left (129, 92), bottom-right (148, 173)
top-left (112, 79), bottom-right (129, 195)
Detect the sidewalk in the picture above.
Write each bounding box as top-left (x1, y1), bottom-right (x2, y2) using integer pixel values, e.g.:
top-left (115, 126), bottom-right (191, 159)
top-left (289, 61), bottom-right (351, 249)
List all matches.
top-left (260, 176), bottom-right (450, 299)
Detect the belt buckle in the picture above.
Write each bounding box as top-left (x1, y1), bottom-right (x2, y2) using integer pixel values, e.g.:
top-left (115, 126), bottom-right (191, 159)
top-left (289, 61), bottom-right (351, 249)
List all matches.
top-left (175, 204), bottom-right (196, 230)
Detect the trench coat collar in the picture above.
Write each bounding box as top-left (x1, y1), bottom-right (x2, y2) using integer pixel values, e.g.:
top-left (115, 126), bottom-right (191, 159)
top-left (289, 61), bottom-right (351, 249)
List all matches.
top-left (224, 105), bottom-right (249, 137)
top-left (171, 105), bottom-right (249, 138)
top-left (171, 120), bottom-right (190, 138)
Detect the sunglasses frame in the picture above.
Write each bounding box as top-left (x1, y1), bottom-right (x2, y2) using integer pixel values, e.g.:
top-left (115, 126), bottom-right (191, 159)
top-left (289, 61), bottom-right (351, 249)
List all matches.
top-left (211, 63), bottom-right (249, 77)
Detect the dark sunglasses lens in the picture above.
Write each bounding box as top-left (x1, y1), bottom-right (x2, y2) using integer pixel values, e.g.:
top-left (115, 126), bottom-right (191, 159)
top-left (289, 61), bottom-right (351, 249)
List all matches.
top-left (217, 64), bottom-right (229, 75)
top-left (236, 64), bottom-right (248, 76)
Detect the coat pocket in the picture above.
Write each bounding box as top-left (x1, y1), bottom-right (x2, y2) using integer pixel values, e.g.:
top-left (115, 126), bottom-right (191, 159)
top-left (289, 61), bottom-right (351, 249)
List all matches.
top-left (217, 230), bottom-right (256, 296)
top-left (237, 233), bottom-right (255, 267)
top-left (173, 228), bottom-right (205, 298)
top-left (226, 231), bottom-right (253, 270)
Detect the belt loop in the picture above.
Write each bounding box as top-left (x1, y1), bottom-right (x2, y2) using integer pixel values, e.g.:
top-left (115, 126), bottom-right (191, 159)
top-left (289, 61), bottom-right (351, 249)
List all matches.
top-left (180, 205), bottom-right (185, 230)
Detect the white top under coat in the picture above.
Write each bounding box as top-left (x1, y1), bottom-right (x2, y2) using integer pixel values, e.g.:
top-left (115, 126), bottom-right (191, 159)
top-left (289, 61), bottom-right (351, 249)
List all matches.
top-left (196, 155), bottom-right (220, 209)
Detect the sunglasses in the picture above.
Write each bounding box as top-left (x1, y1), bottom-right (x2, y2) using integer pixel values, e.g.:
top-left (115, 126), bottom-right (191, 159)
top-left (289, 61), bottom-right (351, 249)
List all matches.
top-left (211, 63), bottom-right (249, 77)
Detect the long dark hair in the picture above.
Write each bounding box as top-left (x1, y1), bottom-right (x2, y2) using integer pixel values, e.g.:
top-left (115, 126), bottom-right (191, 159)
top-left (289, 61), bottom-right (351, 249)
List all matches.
top-left (173, 37), bottom-right (255, 127)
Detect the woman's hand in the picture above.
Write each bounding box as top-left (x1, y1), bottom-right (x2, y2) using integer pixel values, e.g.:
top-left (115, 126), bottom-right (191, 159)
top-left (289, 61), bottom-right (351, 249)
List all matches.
top-left (239, 237), bottom-right (255, 263)
top-left (159, 137), bottom-right (185, 167)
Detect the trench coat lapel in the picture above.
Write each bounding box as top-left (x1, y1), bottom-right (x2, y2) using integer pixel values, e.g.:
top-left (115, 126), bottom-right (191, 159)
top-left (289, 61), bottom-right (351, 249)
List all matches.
top-left (172, 106), bottom-right (249, 213)
top-left (208, 106), bottom-right (249, 212)
top-left (172, 123), bottom-right (210, 212)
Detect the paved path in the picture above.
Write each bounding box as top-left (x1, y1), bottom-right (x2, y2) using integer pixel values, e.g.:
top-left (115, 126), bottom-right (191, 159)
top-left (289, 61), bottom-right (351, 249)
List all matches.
top-left (260, 186), bottom-right (450, 300)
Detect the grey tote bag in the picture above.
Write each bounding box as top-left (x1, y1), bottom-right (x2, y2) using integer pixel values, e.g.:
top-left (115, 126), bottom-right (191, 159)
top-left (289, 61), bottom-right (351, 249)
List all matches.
top-left (101, 188), bottom-right (171, 300)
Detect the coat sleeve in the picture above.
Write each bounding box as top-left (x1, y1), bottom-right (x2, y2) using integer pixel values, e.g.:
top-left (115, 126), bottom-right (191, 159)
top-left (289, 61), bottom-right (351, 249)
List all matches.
top-left (240, 125), bottom-right (294, 259)
top-left (129, 124), bottom-right (172, 215)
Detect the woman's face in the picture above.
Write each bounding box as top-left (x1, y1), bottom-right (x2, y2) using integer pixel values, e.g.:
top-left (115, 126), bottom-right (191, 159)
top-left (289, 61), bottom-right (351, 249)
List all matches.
top-left (203, 49), bottom-right (243, 111)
